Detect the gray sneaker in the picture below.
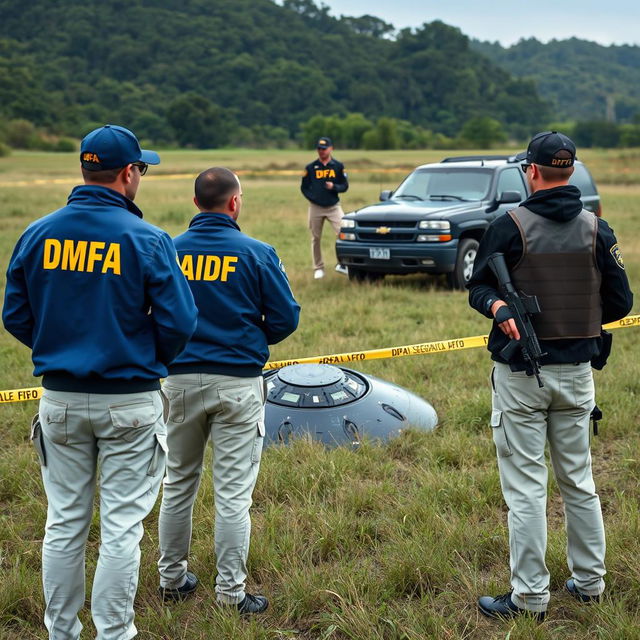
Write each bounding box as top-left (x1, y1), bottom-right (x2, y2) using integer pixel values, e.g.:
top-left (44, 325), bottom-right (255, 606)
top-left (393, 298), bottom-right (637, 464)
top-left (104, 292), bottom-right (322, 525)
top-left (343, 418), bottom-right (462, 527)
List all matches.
top-left (335, 264), bottom-right (348, 275)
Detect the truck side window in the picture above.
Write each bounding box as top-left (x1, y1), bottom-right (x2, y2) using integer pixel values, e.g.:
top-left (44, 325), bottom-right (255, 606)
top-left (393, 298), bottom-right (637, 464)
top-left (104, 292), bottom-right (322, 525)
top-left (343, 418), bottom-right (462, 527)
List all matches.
top-left (497, 168), bottom-right (526, 200)
top-left (569, 164), bottom-right (597, 196)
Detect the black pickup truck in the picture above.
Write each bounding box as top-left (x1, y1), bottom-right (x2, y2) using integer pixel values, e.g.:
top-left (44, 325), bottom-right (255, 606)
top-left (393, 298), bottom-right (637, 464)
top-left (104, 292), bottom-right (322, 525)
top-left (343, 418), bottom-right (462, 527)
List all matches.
top-left (335, 154), bottom-right (601, 289)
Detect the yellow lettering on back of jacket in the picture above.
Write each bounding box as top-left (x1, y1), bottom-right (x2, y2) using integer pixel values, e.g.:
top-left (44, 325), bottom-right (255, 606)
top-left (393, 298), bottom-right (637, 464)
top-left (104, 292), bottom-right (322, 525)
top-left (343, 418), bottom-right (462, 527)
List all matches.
top-left (180, 254), bottom-right (238, 281)
top-left (43, 239), bottom-right (121, 274)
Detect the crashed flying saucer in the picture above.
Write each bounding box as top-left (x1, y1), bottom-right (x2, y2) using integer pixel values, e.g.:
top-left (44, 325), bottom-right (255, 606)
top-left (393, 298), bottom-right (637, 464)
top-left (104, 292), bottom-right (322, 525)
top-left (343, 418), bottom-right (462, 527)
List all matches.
top-left (263, 363), bottom-right (438, 447)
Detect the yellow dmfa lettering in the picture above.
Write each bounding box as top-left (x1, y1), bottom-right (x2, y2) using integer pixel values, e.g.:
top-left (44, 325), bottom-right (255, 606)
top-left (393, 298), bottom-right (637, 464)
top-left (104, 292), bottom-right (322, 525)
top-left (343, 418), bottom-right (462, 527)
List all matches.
top-left (62, 239), bottom-right (87, 271)
top-left (328, 169), bottom-right (336, 178)
top-left (43, 239), bottom-right (120, 274)
top-left (43, 239), bottom-right (62, 269)
top-left (315, 169), bottom-right (324, 179)
top-left (102, 243), bottom-right (121, 274)
top-left (180, 254), bottom-right (195, 280)
top-left (221, 256), bottom-right (238, 282)
top-left (85, 242), bottom-right (105, 272)
top-left (203, 255), bottom-right (221, 280)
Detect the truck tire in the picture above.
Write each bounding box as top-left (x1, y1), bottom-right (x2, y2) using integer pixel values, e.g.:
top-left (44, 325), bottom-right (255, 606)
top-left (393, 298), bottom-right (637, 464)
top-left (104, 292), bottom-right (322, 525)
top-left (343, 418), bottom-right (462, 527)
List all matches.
top-left (446, 238), bottom-right (479, 290)
top-left (348, 268), bottom-right (384, 284)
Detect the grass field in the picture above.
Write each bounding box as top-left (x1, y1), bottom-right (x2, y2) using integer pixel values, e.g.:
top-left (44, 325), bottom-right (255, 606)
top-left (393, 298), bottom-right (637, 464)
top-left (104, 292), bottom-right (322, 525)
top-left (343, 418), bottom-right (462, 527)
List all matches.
top-left (0, 148), bottom-right (638, 640)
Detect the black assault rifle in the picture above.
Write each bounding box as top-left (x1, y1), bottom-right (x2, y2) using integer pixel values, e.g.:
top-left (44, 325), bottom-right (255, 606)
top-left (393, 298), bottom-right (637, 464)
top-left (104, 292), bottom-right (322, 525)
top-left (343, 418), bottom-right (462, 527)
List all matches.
top-left (487, 252), bottom-right (546, 387)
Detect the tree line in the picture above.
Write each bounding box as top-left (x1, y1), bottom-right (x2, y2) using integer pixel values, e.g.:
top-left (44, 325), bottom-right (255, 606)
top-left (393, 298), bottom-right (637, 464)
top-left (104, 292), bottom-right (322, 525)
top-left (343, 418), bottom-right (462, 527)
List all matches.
top-left (0, 0), bottom-right (638, 153)
top-left (0, 0), bottom-right (546, 151)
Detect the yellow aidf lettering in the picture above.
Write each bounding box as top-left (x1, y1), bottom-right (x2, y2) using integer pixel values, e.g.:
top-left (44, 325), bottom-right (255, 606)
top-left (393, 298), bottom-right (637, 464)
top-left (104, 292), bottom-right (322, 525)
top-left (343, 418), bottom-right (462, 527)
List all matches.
top-left (180, 254), bottom-right (238, 281)
top-left (315, 168), bottom-right (336, 179)
top-left (43, 239), bottom-right (121, 274)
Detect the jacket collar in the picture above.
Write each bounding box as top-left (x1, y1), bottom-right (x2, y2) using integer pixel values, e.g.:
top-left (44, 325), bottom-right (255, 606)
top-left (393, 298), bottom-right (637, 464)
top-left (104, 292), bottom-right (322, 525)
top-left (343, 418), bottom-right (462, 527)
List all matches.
top-left (67, 185), bottom-right (145, 218)
top-left (188, 212), bottom-right (240, 231)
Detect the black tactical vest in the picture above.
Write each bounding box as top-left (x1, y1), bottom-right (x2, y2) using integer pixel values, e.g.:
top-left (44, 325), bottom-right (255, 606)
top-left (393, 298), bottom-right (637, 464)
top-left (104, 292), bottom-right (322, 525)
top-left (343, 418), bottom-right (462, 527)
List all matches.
top-left (509, 206), bottom-right (601, 339)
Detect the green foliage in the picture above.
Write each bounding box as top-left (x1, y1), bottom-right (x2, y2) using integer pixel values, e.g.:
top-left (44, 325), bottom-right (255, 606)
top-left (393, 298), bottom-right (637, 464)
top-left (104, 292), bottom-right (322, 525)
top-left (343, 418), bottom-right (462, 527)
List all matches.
top-left (459, 116), bottom-right (507, 148)
top-left (0, 0), bottom-right (551, 148)
top-left (167, 94), bottom-right (230, 149)
top-left (473, 37), bottom-right (640, 124)
top-left (53, 137), bottom-right (76, 152)
top-left (0, 142), bottom-right (10, 157)
top-left (5, 119), bottom-right (38, 149)
top-left (573, 121), bottom-right (622, 148)
top-left (620, 124), bottom-right (640, 147)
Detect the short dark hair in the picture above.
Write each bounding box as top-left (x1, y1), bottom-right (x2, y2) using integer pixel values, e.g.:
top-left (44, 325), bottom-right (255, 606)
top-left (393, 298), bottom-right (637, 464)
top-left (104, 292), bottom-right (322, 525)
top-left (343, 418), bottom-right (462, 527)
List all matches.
top-left (81, 166), bottom-right (124, 183)
top-left (195, 167), bottom-right (239, 211)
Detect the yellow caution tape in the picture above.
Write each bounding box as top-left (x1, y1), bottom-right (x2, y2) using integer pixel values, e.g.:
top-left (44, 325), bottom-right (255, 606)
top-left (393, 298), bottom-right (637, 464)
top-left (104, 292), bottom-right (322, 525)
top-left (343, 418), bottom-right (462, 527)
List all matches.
top-left (1, 315), bottom-right (638, 403)
top-left (265, 334), bottom-right (489, 369)
top-left (0, 386), bottom-right (44, 403)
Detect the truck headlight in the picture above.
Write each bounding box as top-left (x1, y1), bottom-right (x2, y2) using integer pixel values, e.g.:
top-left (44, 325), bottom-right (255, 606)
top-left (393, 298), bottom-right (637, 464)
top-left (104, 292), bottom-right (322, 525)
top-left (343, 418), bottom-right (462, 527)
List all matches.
top-left (341, 219), bottom-right (356, 229)
top-left (418, 220), bottom-right (450, 231)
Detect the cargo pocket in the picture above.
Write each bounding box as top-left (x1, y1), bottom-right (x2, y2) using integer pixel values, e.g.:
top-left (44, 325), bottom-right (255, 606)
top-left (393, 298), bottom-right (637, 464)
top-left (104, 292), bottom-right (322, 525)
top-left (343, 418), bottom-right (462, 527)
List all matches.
top-left (147, 432), bottom-right (168, 477)
top-left (109, 400), bottom-right (161, 442)
top-left (162, 386), bottom-right (185, 424)
top-left (40, 396), bottom-right (68, 444)
top-left (251, 421), bottom-right (265, 465)
top-left (491, 409), bottom-right (513, 458)
top-left (219, 385), bottom-right (261, 424)
top-left (30, 413), bottom-right (47, 466)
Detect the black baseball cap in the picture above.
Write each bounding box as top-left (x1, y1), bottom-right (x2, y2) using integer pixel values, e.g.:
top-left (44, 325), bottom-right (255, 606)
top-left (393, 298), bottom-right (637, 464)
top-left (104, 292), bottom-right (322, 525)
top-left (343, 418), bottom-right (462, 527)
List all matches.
top-left (524, 130), bottom-right (576, 168)
top-left (316, 137), bottom-right (333, 149)
top-left (80, 124), bottom-right (160, 171)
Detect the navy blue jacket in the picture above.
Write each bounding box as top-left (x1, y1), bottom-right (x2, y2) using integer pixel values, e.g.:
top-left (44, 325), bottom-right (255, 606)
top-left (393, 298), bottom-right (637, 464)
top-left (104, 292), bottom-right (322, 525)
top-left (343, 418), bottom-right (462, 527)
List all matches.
top-left (301, 157), bottom-right (349, 207)
top-left (2, 185), bottom-right (197, 392)
top-left (468, 185), bottom-right (633, 366)
top-left (168, 212), bottom-right (300, 377)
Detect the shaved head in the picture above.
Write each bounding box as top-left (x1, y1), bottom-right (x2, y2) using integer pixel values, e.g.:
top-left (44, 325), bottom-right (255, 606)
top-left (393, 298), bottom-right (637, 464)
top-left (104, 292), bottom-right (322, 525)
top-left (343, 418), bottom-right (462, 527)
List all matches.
top-left (195, 167), bottom-right (240, 212)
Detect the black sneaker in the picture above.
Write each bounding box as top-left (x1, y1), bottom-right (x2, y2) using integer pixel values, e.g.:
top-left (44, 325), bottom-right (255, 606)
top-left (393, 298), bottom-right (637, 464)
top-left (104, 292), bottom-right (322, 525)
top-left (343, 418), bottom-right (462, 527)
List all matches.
top-left (159, 571), bottom-right (198, 602)
top-left (478, 591), bottom-right (546, 622)
top-left (236, 593), bottom-right (269, 615)
top-left (565, 579), bottom-right (601, 604)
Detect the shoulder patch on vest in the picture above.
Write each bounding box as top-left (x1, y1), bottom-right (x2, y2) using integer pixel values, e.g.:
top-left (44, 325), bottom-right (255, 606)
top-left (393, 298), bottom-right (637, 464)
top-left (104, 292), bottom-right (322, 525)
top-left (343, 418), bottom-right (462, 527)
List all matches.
top-left (610, 243), bottom-right (624, 269)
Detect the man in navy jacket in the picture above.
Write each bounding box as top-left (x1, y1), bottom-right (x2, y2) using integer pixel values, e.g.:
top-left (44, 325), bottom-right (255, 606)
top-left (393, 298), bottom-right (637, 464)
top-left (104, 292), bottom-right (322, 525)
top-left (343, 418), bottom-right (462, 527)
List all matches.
top-left (3, 124), bottom-right (197, 640)
top-left (158, 167), bottom-right (300, 614)
top-left (301, 136), bottom-right (349, 279)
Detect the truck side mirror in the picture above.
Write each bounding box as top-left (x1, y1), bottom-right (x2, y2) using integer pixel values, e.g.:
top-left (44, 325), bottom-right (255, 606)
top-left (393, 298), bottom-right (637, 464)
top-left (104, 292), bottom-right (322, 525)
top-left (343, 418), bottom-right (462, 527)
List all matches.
top-left (497, 190), bottom-right (522, 204)
top-left (379, 190), bottom-right (393, 201)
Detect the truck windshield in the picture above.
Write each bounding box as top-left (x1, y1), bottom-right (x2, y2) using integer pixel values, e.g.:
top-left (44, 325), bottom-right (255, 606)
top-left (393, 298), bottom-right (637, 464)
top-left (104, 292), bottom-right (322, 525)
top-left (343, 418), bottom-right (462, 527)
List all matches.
top-left (394, 169), bottom-right (492, 202)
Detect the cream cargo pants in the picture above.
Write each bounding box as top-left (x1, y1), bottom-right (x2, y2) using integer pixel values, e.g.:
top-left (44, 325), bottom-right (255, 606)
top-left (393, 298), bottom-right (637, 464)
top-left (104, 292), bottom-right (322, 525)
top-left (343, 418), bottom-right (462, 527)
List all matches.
top-left (158, 373), bottom-right (264, 604)
top-left (491, 362), bottom-right (606, 613)
top-left (34, 389), bottom-right (167, 640)
top-left (308, 202), bottom-right (344, 270)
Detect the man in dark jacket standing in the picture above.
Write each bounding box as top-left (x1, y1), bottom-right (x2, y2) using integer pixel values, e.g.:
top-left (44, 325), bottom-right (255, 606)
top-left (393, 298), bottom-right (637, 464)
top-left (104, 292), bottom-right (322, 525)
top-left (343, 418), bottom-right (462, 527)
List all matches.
top-left (2, 125), bottom-right (197, 640)
top-left (301, 137), bottom-right (349, 279)
top-left (468, 132), bottom-right (633, 621)
top-left (158, 167), bottom-right (300, 614)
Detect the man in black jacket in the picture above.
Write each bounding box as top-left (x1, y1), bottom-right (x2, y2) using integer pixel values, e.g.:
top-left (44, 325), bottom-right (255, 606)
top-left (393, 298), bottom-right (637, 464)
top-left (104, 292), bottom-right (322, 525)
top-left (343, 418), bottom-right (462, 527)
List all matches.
top-left (468, 131), bottom-right (633, 621)
top-left (300, 136), bottom-right (349, 279)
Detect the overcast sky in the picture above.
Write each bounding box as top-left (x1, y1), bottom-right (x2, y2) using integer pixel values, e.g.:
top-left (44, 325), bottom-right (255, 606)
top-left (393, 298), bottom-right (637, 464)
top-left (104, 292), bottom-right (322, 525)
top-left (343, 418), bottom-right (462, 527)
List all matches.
top-left (314, 0), bottom-right (640, 47)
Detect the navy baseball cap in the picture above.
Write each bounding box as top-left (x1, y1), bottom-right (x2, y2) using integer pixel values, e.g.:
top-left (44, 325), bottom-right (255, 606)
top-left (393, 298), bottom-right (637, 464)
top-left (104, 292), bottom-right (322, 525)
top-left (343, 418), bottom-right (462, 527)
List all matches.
top-left (524, 130), bottom-right (576, 168)
top-left (80, 124), bottom-right (160, 171)
top-left (316, 137), bottom-right (333, 149)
